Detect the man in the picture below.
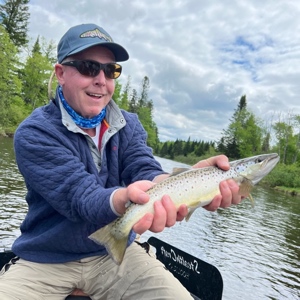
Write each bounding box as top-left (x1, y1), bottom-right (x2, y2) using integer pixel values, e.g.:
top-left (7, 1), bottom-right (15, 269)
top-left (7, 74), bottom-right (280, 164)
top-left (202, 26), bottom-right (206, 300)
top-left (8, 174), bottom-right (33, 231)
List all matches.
top-left (0, 23), bottom-right (241, 299)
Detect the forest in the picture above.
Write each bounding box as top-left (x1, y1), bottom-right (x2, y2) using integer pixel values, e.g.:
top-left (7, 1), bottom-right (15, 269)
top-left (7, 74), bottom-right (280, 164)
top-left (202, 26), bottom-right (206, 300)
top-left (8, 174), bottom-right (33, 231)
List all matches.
top-left (1, 0), bottom-right (300, 194)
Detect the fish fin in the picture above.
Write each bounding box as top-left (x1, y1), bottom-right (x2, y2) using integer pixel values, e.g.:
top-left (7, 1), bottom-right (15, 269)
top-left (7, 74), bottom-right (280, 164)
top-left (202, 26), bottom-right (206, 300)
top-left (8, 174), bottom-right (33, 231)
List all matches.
top-left (88, 223), bottom-right (129, 265)
top-left (248, 193), bottom-right (255, 208)
top-left (185, 207), bottom-right (197, 222)
top-left (238, 178), bottom-right (254, 196)
top-left (170, 167), bottom-right (191, 176)
top-left (238, 178), bottom-right (255, 207)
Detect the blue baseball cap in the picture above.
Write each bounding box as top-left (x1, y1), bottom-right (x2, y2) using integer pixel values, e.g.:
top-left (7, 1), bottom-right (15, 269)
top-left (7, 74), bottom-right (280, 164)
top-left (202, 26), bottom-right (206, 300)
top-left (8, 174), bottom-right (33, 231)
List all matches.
top-left (57, 23), bottom-right (129, 63)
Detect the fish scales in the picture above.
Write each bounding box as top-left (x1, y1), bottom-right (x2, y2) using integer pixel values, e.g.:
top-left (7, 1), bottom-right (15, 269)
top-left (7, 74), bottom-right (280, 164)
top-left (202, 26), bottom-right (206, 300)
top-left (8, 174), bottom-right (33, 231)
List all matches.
top-left (89, 153), bottom-right (280, 264)
top-left (115, 167), bottom-right (237, 238)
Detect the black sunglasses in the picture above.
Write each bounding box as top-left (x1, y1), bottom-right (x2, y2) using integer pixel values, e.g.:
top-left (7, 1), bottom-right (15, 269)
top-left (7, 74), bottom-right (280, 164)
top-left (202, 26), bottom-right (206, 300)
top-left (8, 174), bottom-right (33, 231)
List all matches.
top-left (61, 60), bottom-right (122, 79)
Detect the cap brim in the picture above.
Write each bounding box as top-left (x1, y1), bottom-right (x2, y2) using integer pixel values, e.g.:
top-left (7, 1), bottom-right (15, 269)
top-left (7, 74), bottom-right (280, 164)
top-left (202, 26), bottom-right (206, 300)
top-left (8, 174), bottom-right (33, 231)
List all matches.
top-left (68, 42), bottom-right (129, 62)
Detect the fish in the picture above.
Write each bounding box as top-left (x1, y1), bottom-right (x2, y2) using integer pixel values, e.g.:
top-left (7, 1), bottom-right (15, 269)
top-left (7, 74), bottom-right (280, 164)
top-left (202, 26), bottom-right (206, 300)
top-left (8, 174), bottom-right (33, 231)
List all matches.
top-left (89, 153), bottom-right (280, 265)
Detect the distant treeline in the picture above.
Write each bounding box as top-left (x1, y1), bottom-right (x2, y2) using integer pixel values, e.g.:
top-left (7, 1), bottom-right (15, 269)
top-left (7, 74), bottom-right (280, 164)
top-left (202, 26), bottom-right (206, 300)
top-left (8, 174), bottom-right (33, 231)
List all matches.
top-left (154, 138), bottom-right (215, 162)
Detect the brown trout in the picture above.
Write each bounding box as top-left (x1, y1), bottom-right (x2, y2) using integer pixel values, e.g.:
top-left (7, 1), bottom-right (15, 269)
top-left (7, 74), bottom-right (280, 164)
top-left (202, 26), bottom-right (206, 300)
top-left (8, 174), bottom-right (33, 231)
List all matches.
top-left (89, 153), bottom-right (279, 264)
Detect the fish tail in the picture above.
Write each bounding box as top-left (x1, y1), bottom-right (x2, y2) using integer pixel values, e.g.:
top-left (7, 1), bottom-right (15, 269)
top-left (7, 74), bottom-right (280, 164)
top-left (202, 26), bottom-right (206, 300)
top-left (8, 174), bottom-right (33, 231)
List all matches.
top-left (88, 223), bottom-right (129, 265)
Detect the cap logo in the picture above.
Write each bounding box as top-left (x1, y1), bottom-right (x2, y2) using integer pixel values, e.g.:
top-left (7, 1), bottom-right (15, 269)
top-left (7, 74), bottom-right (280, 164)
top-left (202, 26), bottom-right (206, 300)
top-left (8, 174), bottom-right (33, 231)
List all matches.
top-left (80, 28), bottom-right (113, 42)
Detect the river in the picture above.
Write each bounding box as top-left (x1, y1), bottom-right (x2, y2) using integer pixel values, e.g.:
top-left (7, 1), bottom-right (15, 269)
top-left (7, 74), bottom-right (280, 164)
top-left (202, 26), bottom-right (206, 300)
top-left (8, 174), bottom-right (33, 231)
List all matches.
top-left (0, 137), bottom-right (299, 299)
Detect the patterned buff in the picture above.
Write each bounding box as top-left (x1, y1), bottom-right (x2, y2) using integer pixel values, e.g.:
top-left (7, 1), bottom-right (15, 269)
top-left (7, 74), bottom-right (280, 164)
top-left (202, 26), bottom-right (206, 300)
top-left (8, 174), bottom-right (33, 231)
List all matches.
top-left (58, 86), bottom-right (106, 129)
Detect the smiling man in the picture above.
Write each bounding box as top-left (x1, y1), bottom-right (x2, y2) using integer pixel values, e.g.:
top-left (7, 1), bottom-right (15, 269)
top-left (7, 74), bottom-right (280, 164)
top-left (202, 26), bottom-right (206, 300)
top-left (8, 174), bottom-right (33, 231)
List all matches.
top-left (0, 23), bottom-right (241, 299)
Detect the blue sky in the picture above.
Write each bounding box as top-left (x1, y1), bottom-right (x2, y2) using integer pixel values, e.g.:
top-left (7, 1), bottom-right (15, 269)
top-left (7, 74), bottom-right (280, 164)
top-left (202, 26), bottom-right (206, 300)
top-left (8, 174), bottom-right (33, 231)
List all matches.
top-left (28, 0), bottom-right (300, 142)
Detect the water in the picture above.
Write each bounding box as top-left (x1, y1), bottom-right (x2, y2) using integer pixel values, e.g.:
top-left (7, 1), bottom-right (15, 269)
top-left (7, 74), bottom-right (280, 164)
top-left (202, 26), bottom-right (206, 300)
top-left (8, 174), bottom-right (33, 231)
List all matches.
top-left (0, 137), bottom-right (299, 299)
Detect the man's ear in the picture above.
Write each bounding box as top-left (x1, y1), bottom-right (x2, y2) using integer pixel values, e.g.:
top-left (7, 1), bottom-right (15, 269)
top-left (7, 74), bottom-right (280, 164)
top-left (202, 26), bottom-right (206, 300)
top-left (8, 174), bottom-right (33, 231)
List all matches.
top-left (55, 64), bottom-right (65, 85)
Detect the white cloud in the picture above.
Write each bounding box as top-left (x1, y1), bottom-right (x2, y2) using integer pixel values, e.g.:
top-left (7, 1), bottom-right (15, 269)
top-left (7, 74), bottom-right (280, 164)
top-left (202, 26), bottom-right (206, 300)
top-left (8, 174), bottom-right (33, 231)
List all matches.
top-left (29, 0), bottom-right (300, 142)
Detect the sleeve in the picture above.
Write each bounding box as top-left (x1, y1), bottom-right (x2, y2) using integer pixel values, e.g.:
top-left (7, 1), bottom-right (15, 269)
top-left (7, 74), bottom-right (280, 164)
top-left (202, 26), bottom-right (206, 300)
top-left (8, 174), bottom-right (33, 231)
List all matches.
top-left (14, 120), bottom-right (118, 226)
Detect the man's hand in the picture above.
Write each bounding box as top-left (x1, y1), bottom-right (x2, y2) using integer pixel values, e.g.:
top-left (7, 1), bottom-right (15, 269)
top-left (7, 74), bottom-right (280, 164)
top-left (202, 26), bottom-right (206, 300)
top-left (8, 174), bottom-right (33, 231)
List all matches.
top-left (112, 180), bottom-right (188, 235)
top-left (113, 155), bottom-right (242, 235)
top-left (192, 155), bottom-right (242, 211)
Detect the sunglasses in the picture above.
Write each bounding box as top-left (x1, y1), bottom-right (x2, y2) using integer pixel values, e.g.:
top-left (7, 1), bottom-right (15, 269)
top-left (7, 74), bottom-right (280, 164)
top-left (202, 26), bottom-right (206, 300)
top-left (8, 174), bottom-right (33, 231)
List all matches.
top-left (61, 60), bottom-right (122, 79)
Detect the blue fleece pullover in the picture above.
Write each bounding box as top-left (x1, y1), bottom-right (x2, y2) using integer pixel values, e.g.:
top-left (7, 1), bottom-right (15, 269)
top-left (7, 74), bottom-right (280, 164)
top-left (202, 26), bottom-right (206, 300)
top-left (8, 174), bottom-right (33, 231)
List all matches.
top-left (12, 93), bottom-right (164, 263)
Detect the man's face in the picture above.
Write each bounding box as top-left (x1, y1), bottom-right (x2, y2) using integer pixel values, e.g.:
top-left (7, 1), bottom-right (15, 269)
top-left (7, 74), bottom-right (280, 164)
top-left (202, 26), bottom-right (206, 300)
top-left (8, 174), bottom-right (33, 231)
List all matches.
top-left (56, 46), bottom-right (116, 118)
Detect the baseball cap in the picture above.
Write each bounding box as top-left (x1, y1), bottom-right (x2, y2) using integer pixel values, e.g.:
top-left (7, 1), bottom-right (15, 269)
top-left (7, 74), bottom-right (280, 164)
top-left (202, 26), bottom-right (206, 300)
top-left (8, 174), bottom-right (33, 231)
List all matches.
top-left (57, 23), bottom-right (129, 63)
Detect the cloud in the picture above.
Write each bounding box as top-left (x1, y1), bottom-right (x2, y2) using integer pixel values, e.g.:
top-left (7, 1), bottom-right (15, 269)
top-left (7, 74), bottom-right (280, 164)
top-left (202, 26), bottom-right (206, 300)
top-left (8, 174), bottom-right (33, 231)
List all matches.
top-left (29, 0), bottom-right (300, 142)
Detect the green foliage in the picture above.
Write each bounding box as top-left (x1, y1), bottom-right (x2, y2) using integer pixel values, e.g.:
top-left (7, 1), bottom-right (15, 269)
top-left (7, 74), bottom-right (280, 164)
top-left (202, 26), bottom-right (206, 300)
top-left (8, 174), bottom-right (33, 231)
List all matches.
top-left (0, 0), bottom-right (30, 48)
top-left (0, 25), bottom-right (26, 132)
top-left (218, 95), bottom-right (263, 159)
top-left (21, 38), bottom-right (53, 109)
top-left (264, 164), bottom-right (300, 188)
top-left (156, 139), bottom-right (214, 161)
top-left (111, 76), bottom-right (159, 148)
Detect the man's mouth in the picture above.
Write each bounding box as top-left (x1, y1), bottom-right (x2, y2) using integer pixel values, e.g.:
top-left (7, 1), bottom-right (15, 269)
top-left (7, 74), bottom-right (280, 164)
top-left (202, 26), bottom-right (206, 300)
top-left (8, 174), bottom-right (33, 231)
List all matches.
top-left (87, 92), bottom-right (104, 98)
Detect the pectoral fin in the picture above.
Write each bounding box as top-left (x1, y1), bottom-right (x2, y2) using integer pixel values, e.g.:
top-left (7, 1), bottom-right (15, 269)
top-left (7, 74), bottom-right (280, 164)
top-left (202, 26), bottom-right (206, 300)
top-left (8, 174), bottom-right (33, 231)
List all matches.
top-left (239, 178), bottom-right (255, 207)
top-left (185, 207), bottom-right (198, 222)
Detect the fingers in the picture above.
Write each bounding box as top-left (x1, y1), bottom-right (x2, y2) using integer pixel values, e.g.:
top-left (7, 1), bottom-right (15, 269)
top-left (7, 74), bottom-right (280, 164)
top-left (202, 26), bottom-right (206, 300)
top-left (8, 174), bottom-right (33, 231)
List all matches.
top-left (204, 194), bottom-right (222, 211)
top-left (204, 179), bottom-right (242, 211)
top-left (220, 179), bottom-right (241, 207)
top-left (132, 195), bottom-right (187, 235)
top-left (132, 213), bottom-right (154, 235)
top-left (112, 181), bottom-right (154, 215)
top-left (127, 180), bottom-right (154, 205)
top-left (192, 154), bottom-right (230, 171)
top-left (177, 204), bottom-right (188, 221)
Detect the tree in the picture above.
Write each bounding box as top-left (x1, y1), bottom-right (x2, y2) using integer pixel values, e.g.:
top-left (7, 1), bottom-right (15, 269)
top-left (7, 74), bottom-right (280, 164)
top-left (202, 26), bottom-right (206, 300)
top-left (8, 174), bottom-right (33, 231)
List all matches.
top-left (218, 95), bottom-right (263, 158)
top-left (0, 0), bottom-right (30, 48)
top-left (234, 113), bottom-right (263, 157)
top-left (183, 136), bottom-right (191, 156)
top-left (21, 37), bottom-right (53, 109)
top-left (119, 76), bottom-right (131, 110)
top-left (112, 80), bottom-right (122, 105)
top-left (129, 89), bottom-right (138, 113)
top-left (0, 24), bottom-right (25, 132)
top-left (138, 76), bottom-right (150, 108)
top-left (273, 121), bottom-right (293, 164)
top-left (219, 95), bottom-right (247, 158)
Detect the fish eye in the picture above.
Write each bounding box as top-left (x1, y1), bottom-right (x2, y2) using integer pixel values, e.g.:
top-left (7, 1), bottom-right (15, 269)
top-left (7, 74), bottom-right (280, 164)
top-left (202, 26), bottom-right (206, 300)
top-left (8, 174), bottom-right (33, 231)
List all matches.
top-left (255, 158), bottom-right (263, 163)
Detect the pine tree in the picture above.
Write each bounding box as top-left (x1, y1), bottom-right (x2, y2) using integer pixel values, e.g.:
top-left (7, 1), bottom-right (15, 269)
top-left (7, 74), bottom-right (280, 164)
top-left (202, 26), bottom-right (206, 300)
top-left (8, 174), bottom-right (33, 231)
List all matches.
top-left (21, 37), bottom-right (53, 109)
top-left (0, 24), bottom-right (25, 131)
top-left (218, 95), bottom-right (263, 158)
top-left (0, 0), bottom-right (30, 48)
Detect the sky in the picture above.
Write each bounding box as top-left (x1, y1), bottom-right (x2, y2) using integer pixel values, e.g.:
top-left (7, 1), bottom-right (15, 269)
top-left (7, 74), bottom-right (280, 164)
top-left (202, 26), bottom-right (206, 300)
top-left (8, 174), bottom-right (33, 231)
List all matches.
top-left (27, 0), bottom-right (300, 142)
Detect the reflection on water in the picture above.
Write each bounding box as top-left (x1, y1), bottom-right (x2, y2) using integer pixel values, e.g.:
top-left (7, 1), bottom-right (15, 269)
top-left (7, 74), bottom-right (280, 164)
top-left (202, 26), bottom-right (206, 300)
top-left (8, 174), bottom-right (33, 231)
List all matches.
top-left (0, 138), bottom-right (299, 299)
top-left (0, 137), bottom-right (27, 249)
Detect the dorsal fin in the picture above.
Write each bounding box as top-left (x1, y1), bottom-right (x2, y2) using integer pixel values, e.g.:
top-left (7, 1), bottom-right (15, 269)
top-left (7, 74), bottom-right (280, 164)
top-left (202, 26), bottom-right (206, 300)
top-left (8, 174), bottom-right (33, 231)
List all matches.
top-left (170, 167), bottom-right (191, 177)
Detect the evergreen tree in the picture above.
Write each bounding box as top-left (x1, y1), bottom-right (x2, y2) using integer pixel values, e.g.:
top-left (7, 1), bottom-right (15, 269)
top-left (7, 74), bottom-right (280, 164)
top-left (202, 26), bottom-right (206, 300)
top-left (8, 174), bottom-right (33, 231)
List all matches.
top-left (183, 136), bottom-right (191, 156)
top-left (135, 77), bottom-right (159, 148)
top-left (119, 76), bottom-right (131, 110)
top-left (0, 0), bottom-right (30, 48)
top-left (218, 95), bottom-right (262, 158)
top-left (112, 80), bottom-right (122, 105)
top-left (173, 139), bottom-right (183, 156)
top-left (21, 37), bottom-right (53, 109)
top-left (0, 24), bottom-right (25, 132)
top-left (32, 35), bottom-right (42, 54)
top-left (160, 142), bottom-right (169, 157)
top-left (129, 89), bottom-right (137, 113)
top-left (138, 76), bottom-right (149, 108)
